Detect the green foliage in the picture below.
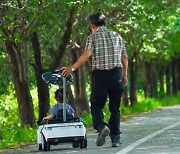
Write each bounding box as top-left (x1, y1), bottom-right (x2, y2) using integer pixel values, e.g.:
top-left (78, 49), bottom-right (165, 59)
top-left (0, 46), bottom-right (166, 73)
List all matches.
top-left (0, 89), bottom-right (36, 149)
top-left (121, 94), bottom-right (180, 116)
top-left (0, 51), bottom-right (12, 95)
top-left (81, 111), bottom-right (92, 127)
top-left (0, 93), bottom-right (20, 126)
top-left (0, 125), bottom-right (36, 149)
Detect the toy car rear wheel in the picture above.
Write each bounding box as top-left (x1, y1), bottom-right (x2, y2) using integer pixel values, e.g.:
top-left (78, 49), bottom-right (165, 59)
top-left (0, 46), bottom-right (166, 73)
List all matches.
top-left (80, 134), bottom-right (87, 149)
top-left (42, 135), bottom-right (50, 151)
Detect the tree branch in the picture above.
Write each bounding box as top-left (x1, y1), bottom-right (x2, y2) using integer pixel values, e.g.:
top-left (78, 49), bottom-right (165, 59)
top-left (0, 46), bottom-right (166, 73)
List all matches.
top-left (49, 6), bottom-right (78, 70)
top-left (17, 0), bottom-right (22, 8)
top-left (21, 18), bottom-right (38, 34)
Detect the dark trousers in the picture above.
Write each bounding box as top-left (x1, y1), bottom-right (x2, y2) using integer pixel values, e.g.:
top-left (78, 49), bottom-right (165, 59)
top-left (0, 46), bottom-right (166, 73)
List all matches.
top-left (91, 67), bottom-right (124, 136)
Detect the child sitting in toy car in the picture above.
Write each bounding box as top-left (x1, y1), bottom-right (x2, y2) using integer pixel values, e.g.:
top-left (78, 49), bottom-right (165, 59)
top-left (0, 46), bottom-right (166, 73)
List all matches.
top-left (43, 88), bottom-right (75, 120)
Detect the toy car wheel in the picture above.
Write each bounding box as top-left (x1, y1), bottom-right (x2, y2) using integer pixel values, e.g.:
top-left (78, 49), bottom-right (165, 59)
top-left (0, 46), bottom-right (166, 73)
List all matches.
top-left (84, 134), bottom-right (87, 148)
top-left (80, 134), bottom-right (87, 149)
top-left (72, 142), bottom-right (79, 148)
top-left (42, 135), bottom-right (50, 151)
top-left (38, 144), bottom-right (42, 150)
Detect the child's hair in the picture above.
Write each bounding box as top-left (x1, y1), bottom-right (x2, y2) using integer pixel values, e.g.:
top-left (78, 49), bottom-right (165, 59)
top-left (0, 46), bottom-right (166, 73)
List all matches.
top-left (55, 89), bottom-right (63, 102)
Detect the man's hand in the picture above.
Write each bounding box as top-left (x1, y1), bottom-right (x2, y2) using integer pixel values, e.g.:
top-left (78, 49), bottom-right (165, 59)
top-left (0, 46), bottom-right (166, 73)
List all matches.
top-left (60, 66), bottom-right (72, 76)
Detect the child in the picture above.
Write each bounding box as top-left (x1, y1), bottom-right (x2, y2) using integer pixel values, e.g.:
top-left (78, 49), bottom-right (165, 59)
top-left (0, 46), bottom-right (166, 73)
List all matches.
top-left (43, 88), bottom-right (75, 120)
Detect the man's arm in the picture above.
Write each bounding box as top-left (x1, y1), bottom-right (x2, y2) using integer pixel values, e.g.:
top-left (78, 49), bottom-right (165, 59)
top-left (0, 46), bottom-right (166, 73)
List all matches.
top-left (61, 50), bottom-right (92, 76)
top-left (121, 52), bottom-right (128, 86)
top-left (73, 49), bottom-right (92, 70)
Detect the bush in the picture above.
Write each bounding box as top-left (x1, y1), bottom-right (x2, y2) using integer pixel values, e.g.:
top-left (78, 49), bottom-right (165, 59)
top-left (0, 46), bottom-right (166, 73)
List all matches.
top-left (81, 111), bottom-right (92, 127)
top-left (121, 94), bottom-right (180, 116)
top-left (0, 125), bottom-right (36, 149)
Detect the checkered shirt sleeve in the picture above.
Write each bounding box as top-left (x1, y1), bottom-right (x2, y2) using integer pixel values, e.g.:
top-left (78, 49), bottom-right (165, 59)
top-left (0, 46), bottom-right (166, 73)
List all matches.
top-left (85, 35), bottom-right (94, 52)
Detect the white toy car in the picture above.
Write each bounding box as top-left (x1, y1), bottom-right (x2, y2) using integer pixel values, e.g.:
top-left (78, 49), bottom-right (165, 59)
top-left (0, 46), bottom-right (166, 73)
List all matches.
top-left (37, 71), bottom-right (87, 151)
top-left (37, 117), bottom-right (87, 151)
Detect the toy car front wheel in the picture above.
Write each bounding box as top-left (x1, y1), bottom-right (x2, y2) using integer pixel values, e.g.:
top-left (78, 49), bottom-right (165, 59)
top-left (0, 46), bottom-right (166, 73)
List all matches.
top-left (72, 142), bottom-right (79, 148)
top-left (42, 135), bottom-right (50, 151)
top-left (38, 144), bottom-right (42, 150)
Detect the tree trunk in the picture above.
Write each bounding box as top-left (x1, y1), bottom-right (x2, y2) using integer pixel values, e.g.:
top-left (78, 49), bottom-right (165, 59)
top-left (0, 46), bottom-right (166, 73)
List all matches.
top-left (152, 63), bottom-right (158, 97)
top-left (85, 58), bottom-right (92, 85)
top-left (171, 58), bottom-right (178, 94)
top-left (122, 87), bottom-right (129, 106)
top-left (166, 64), bottom-right (171, 96)
top-left (177, 58), bottom-right (180, 93)
top-left (129, 58), bottom-right (138, 106)
top-left (5, 40), bottom-right (35, 127)
top-left (77, 64), bottom-right (90, 113)
top-left (70, 48), bottom-right (89, 115)
top-left (159, 65), bottom-right (165, 96)
top-left (139, 59), bottom-right (149, 97)
top-left (66, 85), bottom-right (76, 110)
top-left (31, 32), bottom-right (50, 121)
top-left (146, 61), bottom-right (157, 97)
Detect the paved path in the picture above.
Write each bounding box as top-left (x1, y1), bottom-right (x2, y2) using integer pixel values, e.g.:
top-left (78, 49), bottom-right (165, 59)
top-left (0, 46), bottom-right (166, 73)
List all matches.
top-left (1, 105), bottom-right (180, 154)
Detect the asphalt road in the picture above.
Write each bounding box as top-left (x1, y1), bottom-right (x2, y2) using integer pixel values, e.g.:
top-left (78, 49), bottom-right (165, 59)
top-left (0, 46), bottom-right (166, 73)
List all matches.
top-left (1, 105), bottom-right (180, 154)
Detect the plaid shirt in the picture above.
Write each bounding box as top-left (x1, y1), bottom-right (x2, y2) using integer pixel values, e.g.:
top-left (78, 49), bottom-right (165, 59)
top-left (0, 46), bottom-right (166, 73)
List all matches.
top-left (85, 26), bottom-right (126, 70)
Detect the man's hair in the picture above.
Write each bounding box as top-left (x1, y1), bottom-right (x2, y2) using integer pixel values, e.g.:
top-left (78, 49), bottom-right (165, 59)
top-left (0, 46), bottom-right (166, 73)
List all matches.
top-left (55, 88), bottom-right (63, 102)
top-left (89, 13), bottom-right (106, 26)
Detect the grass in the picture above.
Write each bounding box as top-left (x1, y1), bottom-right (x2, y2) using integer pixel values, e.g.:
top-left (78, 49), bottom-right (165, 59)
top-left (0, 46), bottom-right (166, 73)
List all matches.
top-left (0, 93), bottom-right (179, 149)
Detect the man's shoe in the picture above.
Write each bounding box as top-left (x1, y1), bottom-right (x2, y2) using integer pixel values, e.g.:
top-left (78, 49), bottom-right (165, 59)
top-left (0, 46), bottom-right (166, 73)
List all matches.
top-left (111, 135), bottom-right (120, 147)
top-left (96, 126), bottom-right (110, 146)
top-left (112, 140), bottom-right (120, 147)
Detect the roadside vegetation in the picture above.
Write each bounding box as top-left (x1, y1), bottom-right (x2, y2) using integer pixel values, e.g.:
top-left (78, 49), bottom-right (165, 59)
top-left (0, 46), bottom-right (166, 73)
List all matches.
top-left (82, 94), bottom-right (180, 126)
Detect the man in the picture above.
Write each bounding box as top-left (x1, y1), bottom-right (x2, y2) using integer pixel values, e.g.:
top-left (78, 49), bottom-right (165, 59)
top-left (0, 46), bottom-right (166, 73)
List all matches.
top-left (61, 12), bottom-right (128, 147)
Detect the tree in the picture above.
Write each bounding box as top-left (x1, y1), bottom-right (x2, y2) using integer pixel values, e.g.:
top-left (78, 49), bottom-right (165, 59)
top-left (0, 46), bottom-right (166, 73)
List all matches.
top-left (0, 0), bottom-right (35, 126)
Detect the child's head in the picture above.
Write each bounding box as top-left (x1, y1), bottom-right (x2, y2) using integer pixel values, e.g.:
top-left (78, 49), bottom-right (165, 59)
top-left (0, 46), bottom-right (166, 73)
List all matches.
top-left (55, 88), bottom-right (63, 103)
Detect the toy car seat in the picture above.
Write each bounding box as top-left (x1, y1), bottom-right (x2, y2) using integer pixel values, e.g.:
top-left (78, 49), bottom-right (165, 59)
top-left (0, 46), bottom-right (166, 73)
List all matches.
top-left (54, 109), bottom-right (73, 119)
